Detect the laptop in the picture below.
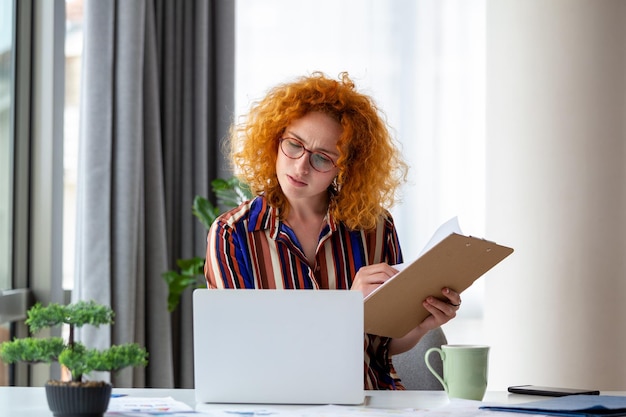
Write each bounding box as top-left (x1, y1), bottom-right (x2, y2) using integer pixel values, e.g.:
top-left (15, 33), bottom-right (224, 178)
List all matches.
top-left (192, 289), bottom-right (364, 405)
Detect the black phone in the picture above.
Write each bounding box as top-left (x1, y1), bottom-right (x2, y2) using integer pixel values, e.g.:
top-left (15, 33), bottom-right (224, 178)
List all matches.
top-left (508, 385), bottom-right (600, 397)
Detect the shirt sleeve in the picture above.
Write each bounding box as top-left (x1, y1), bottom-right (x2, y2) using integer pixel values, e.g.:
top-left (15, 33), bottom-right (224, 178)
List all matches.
top-left (204, 219), bottom-right (254, 289)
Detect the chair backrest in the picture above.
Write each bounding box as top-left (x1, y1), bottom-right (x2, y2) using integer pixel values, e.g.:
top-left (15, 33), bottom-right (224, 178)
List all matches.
top-left (392, 327), bottom-right (447, 390)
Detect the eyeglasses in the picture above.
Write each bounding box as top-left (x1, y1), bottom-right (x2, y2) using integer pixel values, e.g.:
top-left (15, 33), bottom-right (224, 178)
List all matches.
top-left (279, 137), bottom-right (337, 173)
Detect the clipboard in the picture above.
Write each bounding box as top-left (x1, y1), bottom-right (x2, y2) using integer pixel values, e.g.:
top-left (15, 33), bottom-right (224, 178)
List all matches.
top-left (363, 233), bottom-right (514, 338)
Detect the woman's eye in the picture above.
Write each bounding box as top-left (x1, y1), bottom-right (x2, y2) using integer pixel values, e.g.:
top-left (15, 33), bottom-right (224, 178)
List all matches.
top-left (286, 139), bottom-right (302, 149)
top-left (312, 153), bottom-right (332, 165)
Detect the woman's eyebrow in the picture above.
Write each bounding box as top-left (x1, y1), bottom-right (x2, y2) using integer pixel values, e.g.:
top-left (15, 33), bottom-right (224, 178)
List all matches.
top-left (285, 130), bottom-right (339, 157)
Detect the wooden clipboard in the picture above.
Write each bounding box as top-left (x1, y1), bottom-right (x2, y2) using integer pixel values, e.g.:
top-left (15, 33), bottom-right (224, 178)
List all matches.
top-left (363, 233), bottom-right (514, 338)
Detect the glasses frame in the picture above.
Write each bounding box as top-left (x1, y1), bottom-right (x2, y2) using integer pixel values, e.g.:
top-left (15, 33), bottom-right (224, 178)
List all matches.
top-left (279, 137), bottom-right (337, 173)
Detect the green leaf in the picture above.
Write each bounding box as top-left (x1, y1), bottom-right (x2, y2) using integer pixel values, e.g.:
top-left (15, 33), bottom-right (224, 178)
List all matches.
top-left (213, 177), bottom-right (252, 208)
top-left (57, 344), bottom-right (90, 382)
top-left (191, 176), bottom-right (251, 230)
top-left (192, 196), bottom-right (220, 230)
top-left (25, 301), bottom-right (114, 333)
top-left (0, 337), bottom-right (66, 365)
top-left (25, 303), bottom-right (66, 332)
top-left (59, 343), bottom-right (149, 381)
top-left (176, 257), bottom-right (205, 276)
top-left (163, 176), bottom-right (252, 313)
top-left (65, 301), bottom-right (115, 328)
top-left (162, 257), bottom-right (206, 312)
top-left (94, 344), bottom-right (149, 373)
top-left (163, 273), bottom-right (199, 313)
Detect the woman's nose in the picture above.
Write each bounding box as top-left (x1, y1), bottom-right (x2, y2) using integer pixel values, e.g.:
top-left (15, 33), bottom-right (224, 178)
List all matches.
top-left (293, 152), bottom-right (310, 173)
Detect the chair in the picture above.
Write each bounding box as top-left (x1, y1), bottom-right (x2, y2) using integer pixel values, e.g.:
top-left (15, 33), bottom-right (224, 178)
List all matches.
top-left (392, 327), bottom-right (447, 390)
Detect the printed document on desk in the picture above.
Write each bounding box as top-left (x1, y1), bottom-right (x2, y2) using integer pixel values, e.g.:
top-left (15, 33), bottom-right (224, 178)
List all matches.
top-left (480, 394), bottom-right (626, 416)
top-left (197, 398), bottom-right (547, 417)
top-left (364, 217), bottom-right (514, 338)
top-left (196, 398), bottom-right (556, 417)
top-left (106, 395), bottom-right (197, 415)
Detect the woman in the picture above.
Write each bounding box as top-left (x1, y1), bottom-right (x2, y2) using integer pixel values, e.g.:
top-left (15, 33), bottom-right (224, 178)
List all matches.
top-left (205, 72), bottom-right (461, 389)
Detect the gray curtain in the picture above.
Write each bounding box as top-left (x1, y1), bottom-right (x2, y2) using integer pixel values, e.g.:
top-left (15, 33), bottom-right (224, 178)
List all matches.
top-left (73, 0), bottom-right (234, 388)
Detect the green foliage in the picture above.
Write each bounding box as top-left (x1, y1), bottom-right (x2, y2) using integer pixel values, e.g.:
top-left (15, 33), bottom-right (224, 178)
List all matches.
top-left (190, 177), bottom-right (252, 230)
top-left (26, 300), bottom-right (114, 333)
top-left (0, 301), bottom-right (148, 383)
top-left (58, 343), bottom-right (148, 382)
top-left (56, 343), bottom-right (90, 382)
top-left (210, 177), bottom-right (253, 212)
top-left (191, 195), bottom-right (221, 231)
top-left (163, 177), bottom-right (252, 312)
top-left (94, 344), bottom-right (149, 372)
top-left (162, 257), bottom-right (205, 313)
top-left (0, 337), bottom-right (65, 364)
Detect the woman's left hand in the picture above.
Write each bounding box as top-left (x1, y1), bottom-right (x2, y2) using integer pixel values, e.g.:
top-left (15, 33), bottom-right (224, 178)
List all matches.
top-left (388, 287), bottom-right (461, 356)
top-left (418, 287), bottom-right (461, 331)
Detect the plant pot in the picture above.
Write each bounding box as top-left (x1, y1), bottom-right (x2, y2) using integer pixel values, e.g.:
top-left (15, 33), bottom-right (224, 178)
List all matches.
top-left (45, 380), bottom-right (112, 417)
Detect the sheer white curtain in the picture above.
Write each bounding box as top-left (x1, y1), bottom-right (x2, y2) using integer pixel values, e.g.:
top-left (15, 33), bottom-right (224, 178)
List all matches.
top-left (235, 0), bottom-right (486, 338)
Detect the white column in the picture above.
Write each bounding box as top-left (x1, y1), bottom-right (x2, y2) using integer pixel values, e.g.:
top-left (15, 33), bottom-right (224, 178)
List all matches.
top-left (485, 0), bottom-right (626, 390)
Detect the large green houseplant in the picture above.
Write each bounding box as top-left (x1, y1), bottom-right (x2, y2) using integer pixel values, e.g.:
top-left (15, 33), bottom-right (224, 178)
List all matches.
top-left (0, 300), bottom-right (148, 417)
top-left (163, 176), bottom-right (252, 312)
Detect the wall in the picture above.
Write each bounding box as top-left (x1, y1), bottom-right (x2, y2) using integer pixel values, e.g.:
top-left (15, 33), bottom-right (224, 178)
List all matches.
top-left (485, 0), bottom-right (626, 390)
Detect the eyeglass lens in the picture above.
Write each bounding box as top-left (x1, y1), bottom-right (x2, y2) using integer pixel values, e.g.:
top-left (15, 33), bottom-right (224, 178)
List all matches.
top-left (280, 138), bottom-right (335, 172)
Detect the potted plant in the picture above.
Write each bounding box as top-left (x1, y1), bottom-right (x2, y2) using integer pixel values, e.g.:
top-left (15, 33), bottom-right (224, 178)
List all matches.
top-left (0, 300), bottom-right (148, 417)
top-left (163, 176), bottom-right (252, 312)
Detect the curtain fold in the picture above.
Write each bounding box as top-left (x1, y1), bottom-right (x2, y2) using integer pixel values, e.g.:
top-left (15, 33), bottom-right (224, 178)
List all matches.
top-left (74, 0), bottom-right (233, 388)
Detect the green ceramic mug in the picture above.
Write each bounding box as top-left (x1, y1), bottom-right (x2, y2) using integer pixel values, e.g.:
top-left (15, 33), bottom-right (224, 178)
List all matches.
top-left (424, 344), bottom-right (490, 400)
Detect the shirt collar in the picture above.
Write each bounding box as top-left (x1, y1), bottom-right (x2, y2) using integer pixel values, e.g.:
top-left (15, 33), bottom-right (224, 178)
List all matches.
top-left (248, 195), bottom-right (338, 240)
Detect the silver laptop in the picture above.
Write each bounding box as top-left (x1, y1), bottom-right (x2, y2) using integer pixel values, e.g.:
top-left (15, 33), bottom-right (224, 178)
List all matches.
top-left (192, 289), bottom-right (364, 405)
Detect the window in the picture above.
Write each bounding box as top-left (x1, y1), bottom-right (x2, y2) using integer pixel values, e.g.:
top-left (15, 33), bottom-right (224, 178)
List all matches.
top-left (0, 0), bottom-right (13, 388)
top-left (235, 0), bottom-right (486, 341)
top-left (0, 0), bottom-right (13, 293)
top-left (1, 0), bottom-right (66, 386)
top-left (63, 0), bottom-right (83, 290)
top-left (235, 0), bottom-right (486, 251)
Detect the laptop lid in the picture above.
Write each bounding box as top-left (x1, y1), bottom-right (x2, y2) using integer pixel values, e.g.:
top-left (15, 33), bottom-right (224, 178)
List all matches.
top-left (192, 289), bottom-right (364, 405)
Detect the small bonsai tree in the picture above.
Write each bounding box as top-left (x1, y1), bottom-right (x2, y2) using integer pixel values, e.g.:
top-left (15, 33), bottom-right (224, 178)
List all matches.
top-left (0, 300), bottom-right (148, 384)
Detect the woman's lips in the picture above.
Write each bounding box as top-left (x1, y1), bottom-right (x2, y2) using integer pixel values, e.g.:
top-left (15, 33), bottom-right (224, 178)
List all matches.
top-left (287, 174), bottom-right (307, 187)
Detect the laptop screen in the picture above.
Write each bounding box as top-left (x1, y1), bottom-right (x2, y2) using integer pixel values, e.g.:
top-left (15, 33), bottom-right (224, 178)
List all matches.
top-left (193, 289), bottom-right (364, 405)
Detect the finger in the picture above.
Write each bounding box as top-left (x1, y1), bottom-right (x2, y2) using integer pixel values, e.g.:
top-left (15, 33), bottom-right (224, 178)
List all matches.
top-left (356, 264), bottom-right (398, 284)
top-left (425, 296), bottom-right (458, 317)
top-left (443, 287), bottom-right (462, 307)
top-left (352, 264), bottom-right (398, 296)
top-left (361, 263), bottom-right (399, 276)
top-left (421, 302), bottom-right (454, 329)
top-left (422, 300), bottom-right (457, 329)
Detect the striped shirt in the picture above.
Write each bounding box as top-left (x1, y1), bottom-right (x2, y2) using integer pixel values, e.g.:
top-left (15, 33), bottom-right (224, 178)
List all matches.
top-left (204, 195), bottom-right (405, 390)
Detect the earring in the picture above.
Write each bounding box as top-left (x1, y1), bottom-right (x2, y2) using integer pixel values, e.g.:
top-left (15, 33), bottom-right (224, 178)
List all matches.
top-left (331, 176), bottom-right (340, 194)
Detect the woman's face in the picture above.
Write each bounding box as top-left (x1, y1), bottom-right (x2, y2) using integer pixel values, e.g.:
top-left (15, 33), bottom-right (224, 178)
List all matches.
top-left (276, 111), bottom-right (342, 206)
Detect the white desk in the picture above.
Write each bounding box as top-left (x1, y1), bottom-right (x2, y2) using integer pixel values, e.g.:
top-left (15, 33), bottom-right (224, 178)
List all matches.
top-left (0, 387), bottom-right (623, 416)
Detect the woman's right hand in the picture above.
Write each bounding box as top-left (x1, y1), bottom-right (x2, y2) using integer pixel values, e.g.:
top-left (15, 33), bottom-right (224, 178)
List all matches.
top-left (350, 263), bottom-right (399, 297)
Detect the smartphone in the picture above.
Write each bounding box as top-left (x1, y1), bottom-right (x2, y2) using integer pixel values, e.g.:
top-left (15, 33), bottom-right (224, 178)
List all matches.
top-left (508, 385), bottom-right (600, 397)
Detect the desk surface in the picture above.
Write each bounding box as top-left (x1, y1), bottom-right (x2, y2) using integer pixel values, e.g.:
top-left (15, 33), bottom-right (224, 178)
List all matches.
top-left (0, 387), bottom-right (623, 416)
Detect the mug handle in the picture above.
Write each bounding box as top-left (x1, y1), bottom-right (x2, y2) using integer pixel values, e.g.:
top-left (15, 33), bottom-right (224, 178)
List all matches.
top-left (424, 347), bottom-right (447, 392)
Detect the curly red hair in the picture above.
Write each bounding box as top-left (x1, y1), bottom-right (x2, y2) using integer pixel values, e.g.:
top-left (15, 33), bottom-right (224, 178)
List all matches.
top-left (230, 72), bottom-right (408, 230)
